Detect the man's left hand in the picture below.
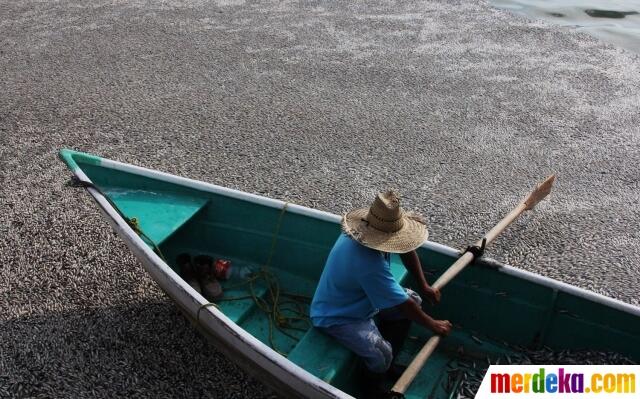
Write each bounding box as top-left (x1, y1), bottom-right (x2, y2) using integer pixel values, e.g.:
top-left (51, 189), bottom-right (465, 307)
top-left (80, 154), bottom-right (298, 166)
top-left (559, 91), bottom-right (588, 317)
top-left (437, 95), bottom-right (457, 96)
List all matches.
top-left (422, 285), bottom-right (441, 305)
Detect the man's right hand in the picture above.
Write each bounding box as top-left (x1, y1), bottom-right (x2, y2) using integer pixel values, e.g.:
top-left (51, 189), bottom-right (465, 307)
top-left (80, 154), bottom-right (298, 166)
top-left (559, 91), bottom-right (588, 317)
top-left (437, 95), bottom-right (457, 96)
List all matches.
top-left (429, 319), bottom-right (452, 336)
top-left (399, 298), bottom-right (453, 336)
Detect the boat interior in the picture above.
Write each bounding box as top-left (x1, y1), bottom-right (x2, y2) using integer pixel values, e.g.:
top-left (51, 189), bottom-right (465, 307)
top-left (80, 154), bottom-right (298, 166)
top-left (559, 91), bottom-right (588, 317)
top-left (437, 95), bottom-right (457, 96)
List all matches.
top-left (68, 151), bottom-right (640, 399)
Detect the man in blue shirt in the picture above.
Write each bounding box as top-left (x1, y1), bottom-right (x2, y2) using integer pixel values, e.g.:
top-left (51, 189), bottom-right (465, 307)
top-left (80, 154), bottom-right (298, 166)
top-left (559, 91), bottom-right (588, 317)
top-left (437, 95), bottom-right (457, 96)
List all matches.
top-left (311, 191), bottom-right (451, 397)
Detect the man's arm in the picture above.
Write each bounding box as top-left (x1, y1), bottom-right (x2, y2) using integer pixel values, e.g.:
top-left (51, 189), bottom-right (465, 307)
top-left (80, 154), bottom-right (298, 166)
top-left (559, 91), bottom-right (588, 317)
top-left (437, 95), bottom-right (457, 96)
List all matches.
top-left (398, 298), bottom-right (452, 335)
top-left (399, 250), bottom-right (441, 303)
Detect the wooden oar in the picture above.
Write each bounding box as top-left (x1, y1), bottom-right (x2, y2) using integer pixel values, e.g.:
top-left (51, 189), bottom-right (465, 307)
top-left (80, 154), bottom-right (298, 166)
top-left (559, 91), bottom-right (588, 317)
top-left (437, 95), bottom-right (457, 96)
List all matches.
top-left (390, 175), bottom-right (556, 396)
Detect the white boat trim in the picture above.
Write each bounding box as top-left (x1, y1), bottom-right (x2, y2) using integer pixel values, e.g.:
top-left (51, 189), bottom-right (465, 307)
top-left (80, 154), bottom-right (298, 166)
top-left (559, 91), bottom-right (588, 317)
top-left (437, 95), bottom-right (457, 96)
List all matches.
top-left (63, 151), bottom-right (640, 397)
top-left (101, 157), bottom-right (343, 224)
top-left (99, 155), bottom-right (640, 318)
top-left (72, 162), bottom-right (351, 399)
top-left (498, 264), bottom-right (640, 317)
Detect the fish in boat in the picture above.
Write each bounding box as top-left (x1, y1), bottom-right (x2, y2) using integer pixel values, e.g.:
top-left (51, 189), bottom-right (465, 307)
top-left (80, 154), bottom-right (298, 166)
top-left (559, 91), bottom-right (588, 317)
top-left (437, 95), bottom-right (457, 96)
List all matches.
top-left (59, 149), bottom-right (640, 399)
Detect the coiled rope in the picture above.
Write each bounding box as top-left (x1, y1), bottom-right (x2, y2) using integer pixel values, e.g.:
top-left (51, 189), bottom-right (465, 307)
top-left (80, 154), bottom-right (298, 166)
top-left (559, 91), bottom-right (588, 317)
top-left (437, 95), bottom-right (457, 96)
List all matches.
top-left (70, 175), bottom-right (311, 354)
top-left (210, 203), bottom-right (312, 355)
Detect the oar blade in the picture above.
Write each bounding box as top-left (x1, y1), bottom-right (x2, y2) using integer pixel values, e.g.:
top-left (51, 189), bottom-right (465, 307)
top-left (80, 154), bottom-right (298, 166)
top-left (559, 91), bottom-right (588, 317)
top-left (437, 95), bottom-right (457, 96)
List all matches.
top-left (523, 174), bottom-right (556, 210)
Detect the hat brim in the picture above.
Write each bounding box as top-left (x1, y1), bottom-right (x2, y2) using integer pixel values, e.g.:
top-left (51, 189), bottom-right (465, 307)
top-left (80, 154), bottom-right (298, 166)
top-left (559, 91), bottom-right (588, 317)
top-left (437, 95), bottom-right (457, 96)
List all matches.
top-left (341, 208), bottom-right (428, 253)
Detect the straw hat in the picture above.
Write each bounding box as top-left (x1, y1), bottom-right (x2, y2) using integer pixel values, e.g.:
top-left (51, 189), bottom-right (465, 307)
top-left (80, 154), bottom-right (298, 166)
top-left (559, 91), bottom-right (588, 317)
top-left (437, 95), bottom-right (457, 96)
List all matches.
top-left (342, 190), bottom-right (428, 253)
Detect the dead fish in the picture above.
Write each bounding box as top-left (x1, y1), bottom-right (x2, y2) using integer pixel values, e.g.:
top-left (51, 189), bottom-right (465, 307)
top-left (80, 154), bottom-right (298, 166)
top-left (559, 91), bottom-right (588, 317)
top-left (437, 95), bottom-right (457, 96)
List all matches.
top-left (471, 335), bottom-right (484, 345)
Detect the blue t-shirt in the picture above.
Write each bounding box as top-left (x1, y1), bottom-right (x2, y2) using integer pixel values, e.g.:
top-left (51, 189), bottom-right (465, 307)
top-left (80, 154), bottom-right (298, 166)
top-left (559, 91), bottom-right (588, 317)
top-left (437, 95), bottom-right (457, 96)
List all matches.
top-left (310, 234), bottom-right (409, 327)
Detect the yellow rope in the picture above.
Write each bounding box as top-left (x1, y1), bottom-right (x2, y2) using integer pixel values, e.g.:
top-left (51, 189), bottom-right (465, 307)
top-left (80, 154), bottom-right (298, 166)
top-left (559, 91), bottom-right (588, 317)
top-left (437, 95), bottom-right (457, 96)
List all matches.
top-left (193, 203), bottom-right (311, 354)
top-left (118, 194), bottom-right (306, 351)
top-left (127, 217), bottom-right (168, 263)
top-left (263, 203), bottom-right (289, 272)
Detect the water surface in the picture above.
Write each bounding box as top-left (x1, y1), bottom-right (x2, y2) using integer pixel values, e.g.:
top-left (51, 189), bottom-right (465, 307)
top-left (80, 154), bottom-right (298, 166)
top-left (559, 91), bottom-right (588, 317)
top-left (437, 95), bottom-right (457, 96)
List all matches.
top-left (490, 0), bottom-right (640, 53)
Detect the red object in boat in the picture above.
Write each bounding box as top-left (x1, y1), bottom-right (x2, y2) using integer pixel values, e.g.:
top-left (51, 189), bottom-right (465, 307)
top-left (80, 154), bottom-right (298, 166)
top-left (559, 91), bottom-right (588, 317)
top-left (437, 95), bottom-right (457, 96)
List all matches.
top-left (214, 259), bottom-right (232, 280)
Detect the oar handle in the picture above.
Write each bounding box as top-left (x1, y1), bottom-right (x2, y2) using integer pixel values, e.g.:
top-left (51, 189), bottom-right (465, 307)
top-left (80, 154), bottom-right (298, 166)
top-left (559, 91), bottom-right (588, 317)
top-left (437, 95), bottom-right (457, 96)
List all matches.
top-left (432, 202), bottom-right (526, 290)
top-left (431, 252), bottom-right (474, 291)
top-left (390, 175), bottom-right (555, 395)
top-left (390, 205), bottom-right (526, 395)
top-left (391, 336), bottom-right (441, 393)
top-left (482, 202), bottom-right (527, 245)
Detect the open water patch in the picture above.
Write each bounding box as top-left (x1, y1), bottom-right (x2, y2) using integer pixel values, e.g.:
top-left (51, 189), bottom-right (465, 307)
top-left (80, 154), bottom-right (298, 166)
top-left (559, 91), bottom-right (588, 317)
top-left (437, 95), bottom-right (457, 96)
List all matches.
top-left (490, 0), bottom-right (640, 53)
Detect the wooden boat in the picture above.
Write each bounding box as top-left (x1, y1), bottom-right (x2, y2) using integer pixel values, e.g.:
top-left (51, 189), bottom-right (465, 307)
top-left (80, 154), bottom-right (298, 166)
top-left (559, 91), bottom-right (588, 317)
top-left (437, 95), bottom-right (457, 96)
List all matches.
top-left (59, 149), bottom-right (640, 399)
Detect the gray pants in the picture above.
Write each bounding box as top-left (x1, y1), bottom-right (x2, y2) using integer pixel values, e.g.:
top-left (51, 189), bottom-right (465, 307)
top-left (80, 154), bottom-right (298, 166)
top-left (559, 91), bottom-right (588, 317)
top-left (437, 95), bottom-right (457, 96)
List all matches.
top-left (319, 289), bottom-right (422, 373)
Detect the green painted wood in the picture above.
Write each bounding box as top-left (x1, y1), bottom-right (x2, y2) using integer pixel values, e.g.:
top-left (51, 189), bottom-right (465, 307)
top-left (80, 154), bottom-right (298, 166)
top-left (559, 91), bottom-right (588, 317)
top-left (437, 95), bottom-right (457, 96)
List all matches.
top-left (59, 149), bottom-right (640, 399)
top-left (544, 292), bottom-right (640, 355)
top-left (219, 282), bottom-right (268, 325)
top-left (59, 148), bottom-right (102, 171)
top-left (103, 187), bottom-right (208, 246)
top-left (287, 328), bottom-right (352, 382)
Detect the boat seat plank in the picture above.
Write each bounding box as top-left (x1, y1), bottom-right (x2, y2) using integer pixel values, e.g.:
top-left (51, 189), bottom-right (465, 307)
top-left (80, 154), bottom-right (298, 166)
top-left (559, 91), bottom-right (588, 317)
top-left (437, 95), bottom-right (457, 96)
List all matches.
top-left (287, 327), bottom-right (352, 383)
top-left (239, 302), bottom-right (309, 355)
top-left (218, 283), bottom-right (269, 324)
top-left (104, 187), bottom-right (209, 246)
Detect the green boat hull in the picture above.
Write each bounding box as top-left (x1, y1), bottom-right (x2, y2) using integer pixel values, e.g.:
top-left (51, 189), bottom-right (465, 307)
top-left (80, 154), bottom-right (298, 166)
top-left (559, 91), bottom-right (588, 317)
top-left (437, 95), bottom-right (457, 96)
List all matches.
top-left (59, 149), bottom-right (640, 398)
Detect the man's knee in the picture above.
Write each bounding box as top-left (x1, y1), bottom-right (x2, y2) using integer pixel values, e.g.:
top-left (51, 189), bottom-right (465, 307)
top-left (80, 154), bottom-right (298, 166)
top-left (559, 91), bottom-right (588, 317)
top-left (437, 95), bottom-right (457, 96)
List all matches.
top-left (319, 321), bottom-right (393, 373)
top-left (364, 331), bottom-right (393, 373)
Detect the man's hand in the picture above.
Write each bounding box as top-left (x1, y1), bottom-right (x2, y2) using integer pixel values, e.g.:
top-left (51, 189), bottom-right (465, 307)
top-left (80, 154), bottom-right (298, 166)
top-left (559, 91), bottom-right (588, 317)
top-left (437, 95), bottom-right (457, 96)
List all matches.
top-left (429, 319), bottom-right (452, 336)
top-left (400, 251), bottom-right (443, 305)
top-left (422, 285), bottom-right (441, 305)
top-left (399, 299), bottom-right (452, 336)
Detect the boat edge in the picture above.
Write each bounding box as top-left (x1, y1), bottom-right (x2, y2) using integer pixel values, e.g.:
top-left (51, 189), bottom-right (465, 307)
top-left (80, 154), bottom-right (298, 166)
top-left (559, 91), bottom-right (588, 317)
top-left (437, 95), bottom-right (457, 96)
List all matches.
top-left (58, 149), bottom-right (352, 399)
top-left (80, 149), bottom-right (640, 318)
top-left (58, 148), bottom-right (640, 396)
